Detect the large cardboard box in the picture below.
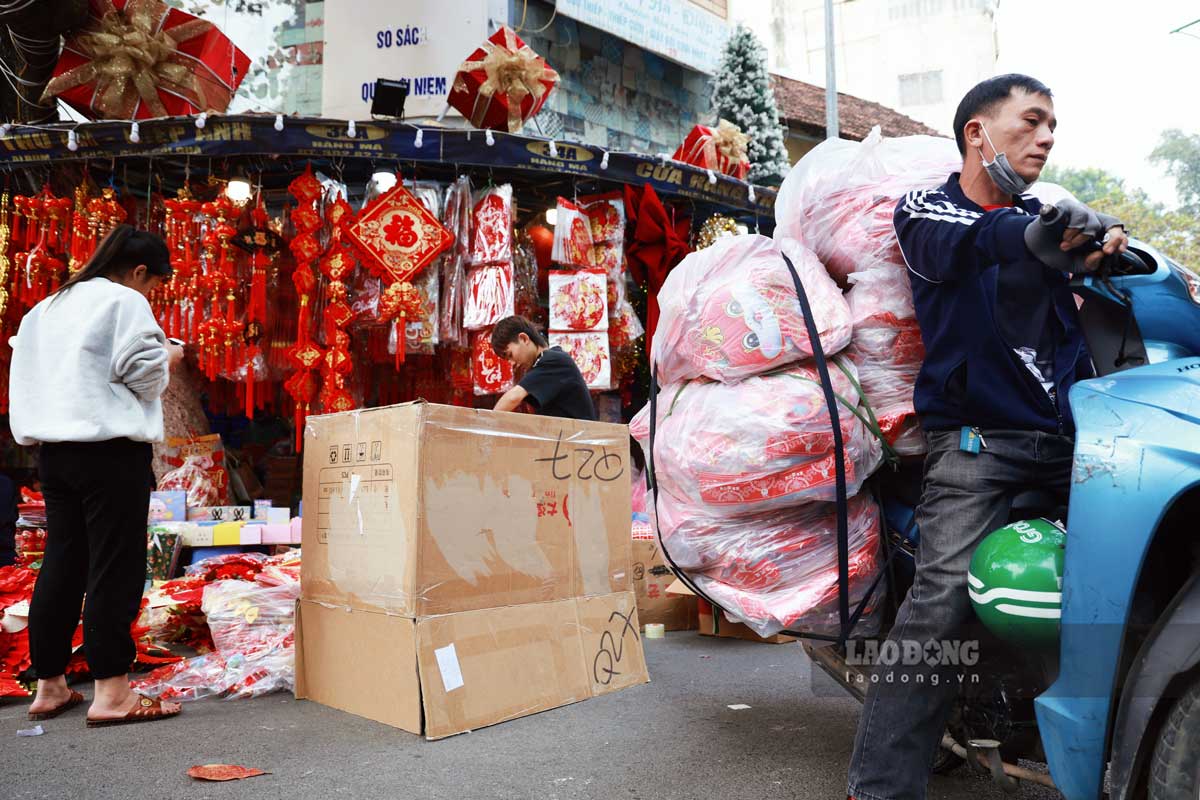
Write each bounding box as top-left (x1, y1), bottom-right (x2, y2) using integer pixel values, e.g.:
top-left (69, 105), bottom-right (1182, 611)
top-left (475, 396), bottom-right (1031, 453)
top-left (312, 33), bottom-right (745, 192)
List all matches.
top-left (297, 402), bottom-right (647, 738)
top-left (632, 539), bottom-right (697, 631)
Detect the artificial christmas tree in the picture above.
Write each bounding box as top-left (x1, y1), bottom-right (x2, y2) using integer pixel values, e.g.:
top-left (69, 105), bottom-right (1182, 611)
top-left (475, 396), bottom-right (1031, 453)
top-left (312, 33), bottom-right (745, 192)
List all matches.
top-left (711, 25), bottom-right (791, 185)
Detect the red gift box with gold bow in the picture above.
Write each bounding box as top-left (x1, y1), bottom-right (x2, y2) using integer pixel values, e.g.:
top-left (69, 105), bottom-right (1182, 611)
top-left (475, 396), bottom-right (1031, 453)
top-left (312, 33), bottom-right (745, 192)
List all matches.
top-left (41, 0), bottom-right (249, 120)
top-left (448, 25), bottom-right (559, 133)
top-left (672, 120), bottom-right (752, 181)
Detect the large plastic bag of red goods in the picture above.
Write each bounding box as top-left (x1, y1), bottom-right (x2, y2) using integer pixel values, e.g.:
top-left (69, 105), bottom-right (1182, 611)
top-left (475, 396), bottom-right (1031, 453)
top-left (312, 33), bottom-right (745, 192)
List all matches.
top-left (652, 495), bottom-right (882, 637)
top-left (845, 268), bottom-right (926, 455)
top-left (650, 235), bottom-right (851, 384)
top-left (630, 359), bottom-right (882, 514)
top-left (774, 126), bottom-right (960, 284)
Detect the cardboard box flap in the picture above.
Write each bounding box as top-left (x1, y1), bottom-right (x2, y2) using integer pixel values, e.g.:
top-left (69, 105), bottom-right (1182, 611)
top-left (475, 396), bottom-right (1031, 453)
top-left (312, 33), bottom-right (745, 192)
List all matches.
top-left (302, 404), bottom-right (423, 615)
top-left (295, 600), bottom-right (422, 734)
top-left (415, 598), bottom-right (591, 740)
top-left (576, 591), bottom-right (648, 696)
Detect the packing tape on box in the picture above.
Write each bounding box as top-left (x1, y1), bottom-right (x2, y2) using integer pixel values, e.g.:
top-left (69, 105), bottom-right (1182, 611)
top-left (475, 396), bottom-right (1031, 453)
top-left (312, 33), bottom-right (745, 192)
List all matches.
top-left (644, 623), bottom-right (665, 639)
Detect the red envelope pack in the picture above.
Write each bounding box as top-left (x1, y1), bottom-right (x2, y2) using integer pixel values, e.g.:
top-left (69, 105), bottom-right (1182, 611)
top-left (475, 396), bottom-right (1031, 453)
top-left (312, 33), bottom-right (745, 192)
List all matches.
top-left (471, 329), bottom-right (513, 396)
top-left (549, 269), bottom-right (608, 332)
top-left (469, 185), bottom-right (514, 267)
top-left (651, 235), bottom-right (851, 385)
top-left (550, 197), bottom-right (594, 268)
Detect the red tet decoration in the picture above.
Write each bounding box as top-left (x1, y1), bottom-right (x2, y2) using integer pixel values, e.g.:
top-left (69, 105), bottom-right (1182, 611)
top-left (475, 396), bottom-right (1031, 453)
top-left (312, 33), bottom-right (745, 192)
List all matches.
top-left (448, 25), bottom-right (560, 133)
top-left (672, 120), bottom-right (751, 181)
top-left (347, 176), bottom-right (453, 287)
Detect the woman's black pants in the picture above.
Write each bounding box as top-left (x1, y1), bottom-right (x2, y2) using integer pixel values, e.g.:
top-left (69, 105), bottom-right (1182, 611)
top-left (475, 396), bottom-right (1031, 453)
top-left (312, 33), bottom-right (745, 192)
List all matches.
top-left (29, 438), bottom-right (152, 680)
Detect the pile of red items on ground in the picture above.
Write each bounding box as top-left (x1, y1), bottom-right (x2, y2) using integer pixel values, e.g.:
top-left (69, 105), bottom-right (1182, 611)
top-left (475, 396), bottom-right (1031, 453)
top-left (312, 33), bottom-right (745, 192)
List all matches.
top-left (134, 550), bottom-right (300, 702)
top-left (632, 233), bottom-right (885, 638)
top-left (774, 128), bottom-right (962, 455)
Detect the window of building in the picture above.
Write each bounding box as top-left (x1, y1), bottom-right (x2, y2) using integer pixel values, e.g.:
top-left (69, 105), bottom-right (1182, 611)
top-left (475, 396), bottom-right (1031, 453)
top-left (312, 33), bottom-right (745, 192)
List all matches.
top-left (898, 70), bottom-right (943, 106)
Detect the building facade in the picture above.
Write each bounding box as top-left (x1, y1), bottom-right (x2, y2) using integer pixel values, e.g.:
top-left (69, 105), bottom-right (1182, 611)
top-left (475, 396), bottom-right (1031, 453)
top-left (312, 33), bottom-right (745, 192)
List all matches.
top-left (732, 0), bottom-right (998, 136)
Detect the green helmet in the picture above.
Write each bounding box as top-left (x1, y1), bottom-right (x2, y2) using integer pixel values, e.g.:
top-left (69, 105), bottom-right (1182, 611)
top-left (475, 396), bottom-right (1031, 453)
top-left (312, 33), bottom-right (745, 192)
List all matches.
top-left (968, 518), bottom-right (1065, 649)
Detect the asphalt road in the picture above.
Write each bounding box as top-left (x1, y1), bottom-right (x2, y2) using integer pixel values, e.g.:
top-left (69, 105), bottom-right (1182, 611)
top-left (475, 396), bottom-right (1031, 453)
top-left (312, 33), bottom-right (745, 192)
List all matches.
top-left (0, 633), bottom-right (1061, 800)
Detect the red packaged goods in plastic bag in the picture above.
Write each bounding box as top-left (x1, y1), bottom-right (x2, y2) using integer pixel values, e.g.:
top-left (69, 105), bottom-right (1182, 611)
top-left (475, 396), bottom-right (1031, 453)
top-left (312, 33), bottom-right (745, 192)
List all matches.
top-left (549, 269), bottom-right (608, 331)
top-left (651, 235), bottom-right (851, 385)
top-left (550, 197), bottom-right (595, 268)
top-left (469, 184), bottom-right (513, 267)
top-left (651, 493), bottom-right (883, 637)
top-left (463, 262), bottom-right (515, 331)
top-left (447, 25), bottom-right (559, 133)
top-left (774, 127), bottom-right (960, 284)
top-left (845, 268), bottom-right (925, 455)
top-left (629, 359), bottom-right (882, 511)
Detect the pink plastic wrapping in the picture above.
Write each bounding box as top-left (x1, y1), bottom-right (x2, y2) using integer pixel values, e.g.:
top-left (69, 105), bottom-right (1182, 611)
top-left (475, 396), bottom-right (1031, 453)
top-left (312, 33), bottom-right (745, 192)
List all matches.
top-left (629, 359), bottom-right (882, 512)
top-left (774, 128), bottom-right (960, 283)
top-left (158, 456), bottom-right (220, 508)
top-left (845, 268), bottom-right (926, 455)
top-left (656, 494), bottom-right (882, 637)
top-left (651, 235), bottom-right (852, 385)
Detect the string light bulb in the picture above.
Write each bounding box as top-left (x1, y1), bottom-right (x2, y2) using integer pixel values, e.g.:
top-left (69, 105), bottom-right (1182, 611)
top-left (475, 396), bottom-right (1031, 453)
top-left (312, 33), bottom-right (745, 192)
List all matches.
top-left (130, 121), bottom-right (140, 143)
top-left (347, 120), bottom-right (356, 137)
top-left (195, 112), bottom-right (207, 129)
top-left (225, 175), bottom-right (252, 205)
top-left (274, 114), bottom-right (284, 132)
top-left (371, 171), bottom-right (397, 193)
top-left (544, 206), bottom-right (558, 226)
top-left (414, 128), bottom-right (423, 148)
top-left (67, 129), bottom-right (78, 151)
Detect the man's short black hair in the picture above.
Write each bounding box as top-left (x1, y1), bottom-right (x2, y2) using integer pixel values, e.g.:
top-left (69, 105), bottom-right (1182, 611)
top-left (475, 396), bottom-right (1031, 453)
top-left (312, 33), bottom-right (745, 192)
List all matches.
top-left (491, 315), bottom-right (547, 354)
top-left (953, 73), bottom-right (1053, 156)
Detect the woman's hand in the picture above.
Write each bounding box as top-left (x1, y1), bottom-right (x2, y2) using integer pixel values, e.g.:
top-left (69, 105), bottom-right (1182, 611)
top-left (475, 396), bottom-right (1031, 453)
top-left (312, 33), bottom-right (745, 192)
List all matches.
top-left (166, 342), bottom-right (185, 371)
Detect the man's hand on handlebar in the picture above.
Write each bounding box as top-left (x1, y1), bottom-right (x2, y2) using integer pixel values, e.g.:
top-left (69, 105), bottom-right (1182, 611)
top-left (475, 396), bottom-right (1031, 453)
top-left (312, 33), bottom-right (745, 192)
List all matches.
top-left (1024, 197), bottom-right (1127, 273)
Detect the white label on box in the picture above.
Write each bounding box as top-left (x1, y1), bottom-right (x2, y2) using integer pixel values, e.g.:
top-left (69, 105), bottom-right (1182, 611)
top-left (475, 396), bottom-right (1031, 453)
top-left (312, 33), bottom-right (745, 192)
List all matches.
top-left (434, 643), bottom-right (465, 693)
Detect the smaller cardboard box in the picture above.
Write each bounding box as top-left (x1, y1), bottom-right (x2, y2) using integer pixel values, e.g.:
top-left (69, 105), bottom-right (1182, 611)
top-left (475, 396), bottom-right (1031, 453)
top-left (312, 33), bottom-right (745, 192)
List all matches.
top-left (632, 539), bottom-right (697, 631)
top-left (188, 506), bottom-right (253, 523)
top-left (212, 521), bottom-right (246, 546)
top-left (296, 590), bottom-right (648, 739)
top-left (696, 597), bottom-right (795, 645)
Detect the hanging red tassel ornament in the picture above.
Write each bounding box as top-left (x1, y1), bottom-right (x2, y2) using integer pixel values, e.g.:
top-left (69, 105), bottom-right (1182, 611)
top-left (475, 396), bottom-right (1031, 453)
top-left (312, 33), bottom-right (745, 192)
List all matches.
top-left (379, 281), bottom-right (424, 369)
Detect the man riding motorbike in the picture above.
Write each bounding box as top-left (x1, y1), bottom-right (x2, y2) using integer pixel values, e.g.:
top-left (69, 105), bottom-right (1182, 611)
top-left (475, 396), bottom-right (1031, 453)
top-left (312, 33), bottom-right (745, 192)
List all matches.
top-left (845, 73), bottom-right (1129, 800)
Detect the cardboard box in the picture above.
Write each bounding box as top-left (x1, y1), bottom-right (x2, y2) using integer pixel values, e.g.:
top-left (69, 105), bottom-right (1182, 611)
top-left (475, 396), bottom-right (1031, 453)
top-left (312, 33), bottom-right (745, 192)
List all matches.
top-left (632, 539), bottom-right (697, 631)
top-left (696, 598), bottom-right (795, 645)
top-left (296, 590), bottom-right (647, 739)
top-left (298, 402), bottom-right (642, 737)
top-left (301, 402), bottom-right (633, 617)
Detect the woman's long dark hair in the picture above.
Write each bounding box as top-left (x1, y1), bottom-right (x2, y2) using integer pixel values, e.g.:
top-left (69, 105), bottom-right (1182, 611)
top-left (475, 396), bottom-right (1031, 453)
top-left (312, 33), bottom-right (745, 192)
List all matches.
top-left (55, 224), bottom-right (172, 296)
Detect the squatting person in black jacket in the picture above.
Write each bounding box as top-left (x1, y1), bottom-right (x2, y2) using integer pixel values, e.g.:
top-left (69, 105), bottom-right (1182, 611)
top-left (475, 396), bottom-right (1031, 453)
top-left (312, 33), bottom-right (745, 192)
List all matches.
top-left (845, 74), bottom-right (1129, 800)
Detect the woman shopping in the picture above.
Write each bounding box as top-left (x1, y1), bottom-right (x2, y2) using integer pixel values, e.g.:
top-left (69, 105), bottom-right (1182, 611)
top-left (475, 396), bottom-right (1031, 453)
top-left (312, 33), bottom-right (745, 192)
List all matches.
top-left (9, 224), bottom-right (184, 727)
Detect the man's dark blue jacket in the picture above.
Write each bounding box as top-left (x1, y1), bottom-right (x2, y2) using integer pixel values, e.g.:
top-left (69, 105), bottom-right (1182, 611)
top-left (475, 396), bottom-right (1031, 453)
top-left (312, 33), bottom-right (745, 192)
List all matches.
top-left (895, 173), bottom-right (1092, 434)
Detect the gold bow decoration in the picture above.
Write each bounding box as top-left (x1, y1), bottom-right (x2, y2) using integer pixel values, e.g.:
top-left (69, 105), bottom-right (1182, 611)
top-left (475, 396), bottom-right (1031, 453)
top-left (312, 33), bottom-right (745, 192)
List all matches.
top-left (710, 119), bottom-right (750, 164)
top-left (452, 26), bottom-right (559, 133)
top-left (41, 0), bottom-right (229, 119)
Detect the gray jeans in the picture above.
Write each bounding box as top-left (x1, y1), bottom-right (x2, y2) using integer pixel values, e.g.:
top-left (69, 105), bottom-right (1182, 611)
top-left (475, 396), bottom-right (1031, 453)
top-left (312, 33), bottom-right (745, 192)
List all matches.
top-left (846, 428), bottom-right (1073, 800)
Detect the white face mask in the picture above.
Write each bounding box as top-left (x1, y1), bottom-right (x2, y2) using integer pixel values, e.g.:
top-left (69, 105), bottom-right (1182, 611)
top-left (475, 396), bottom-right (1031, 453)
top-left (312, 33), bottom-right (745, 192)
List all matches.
top-left (973, 121), bottom-right (1032, 195)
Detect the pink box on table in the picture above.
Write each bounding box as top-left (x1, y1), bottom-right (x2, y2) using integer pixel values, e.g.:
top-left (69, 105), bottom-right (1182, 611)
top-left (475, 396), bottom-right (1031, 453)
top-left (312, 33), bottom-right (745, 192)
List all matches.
top-left (240, 524), bottom-right (263, 545)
